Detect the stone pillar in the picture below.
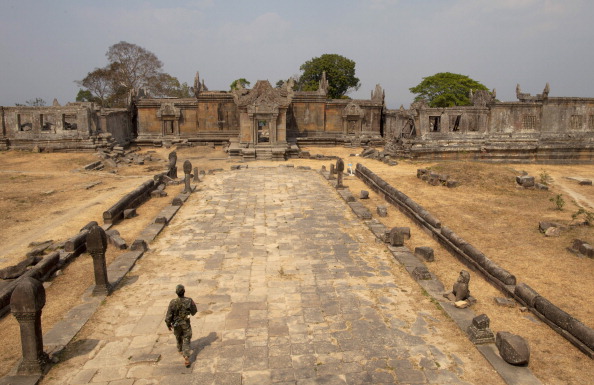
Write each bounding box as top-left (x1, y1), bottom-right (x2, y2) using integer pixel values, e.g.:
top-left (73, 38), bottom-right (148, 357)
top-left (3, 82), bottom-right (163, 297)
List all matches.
top-left (167, 151), bottom-right (178, 179)
top-left (336, 158), bottom-right (345, 189)
top-left (10, 277), bottom-right (49, 375)
top-left (183, 160), bottom-right (192, 194)
top-left (87, 225), bottom-right (111, 296)
top-left (193, 167), bottom-right (200, 182)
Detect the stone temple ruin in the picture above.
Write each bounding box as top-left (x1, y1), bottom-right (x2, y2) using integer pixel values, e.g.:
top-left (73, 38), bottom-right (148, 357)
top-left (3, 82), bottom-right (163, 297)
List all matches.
top-left (1, 74), bottom-right (593, 162)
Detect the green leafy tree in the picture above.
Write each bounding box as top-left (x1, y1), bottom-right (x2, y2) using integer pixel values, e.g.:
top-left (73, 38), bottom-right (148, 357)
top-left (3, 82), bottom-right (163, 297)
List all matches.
top-left (76, 89), bottom-right (101, 104)
top-left (409, 72), bottom-right (489, 107)
top-left (229, 78), bottom-right (251, 91)
top-left (298, 54), bottom-right (360, 99)
top-left (77, 41), bottom-right (189, 106)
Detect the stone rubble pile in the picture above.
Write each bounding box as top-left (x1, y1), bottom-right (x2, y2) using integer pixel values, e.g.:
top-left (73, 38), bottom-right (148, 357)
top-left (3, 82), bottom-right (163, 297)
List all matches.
top-left (359, 147), bottom-right (398, 166)
top-left (417, 168), bottom-right (460, 188)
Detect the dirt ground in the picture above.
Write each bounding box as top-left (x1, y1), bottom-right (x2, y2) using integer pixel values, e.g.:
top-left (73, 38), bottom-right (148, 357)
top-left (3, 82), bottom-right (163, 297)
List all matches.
top-left (0, 146), bottom-right (592, 384)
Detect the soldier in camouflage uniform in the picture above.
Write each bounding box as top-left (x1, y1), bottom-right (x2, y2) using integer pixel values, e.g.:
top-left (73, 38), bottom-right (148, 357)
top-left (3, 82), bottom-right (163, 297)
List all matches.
top-left (165, 284), bottom-right (197, 367)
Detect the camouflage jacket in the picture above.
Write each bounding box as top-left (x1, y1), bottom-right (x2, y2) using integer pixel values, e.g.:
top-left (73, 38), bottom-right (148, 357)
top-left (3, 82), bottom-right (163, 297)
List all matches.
top-left (165, 297), bottom-right (197, 328)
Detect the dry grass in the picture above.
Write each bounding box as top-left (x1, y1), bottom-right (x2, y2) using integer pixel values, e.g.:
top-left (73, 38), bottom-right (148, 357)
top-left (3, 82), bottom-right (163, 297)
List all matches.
top-left (303, 147), bottom-right (593, 385)
top-left (0, 146), bottom-right (592, 384)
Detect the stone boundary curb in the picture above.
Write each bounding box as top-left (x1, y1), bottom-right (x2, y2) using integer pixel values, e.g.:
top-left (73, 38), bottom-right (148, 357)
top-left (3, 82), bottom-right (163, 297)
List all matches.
top-left (319, 166), bottom-right (543, 385)
top-left (354, 163), bottom-right (594, 359)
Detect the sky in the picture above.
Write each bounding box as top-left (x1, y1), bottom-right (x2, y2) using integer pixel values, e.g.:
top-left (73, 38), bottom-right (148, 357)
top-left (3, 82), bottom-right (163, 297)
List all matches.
top-left (1, 0), bottom-right (593, 109)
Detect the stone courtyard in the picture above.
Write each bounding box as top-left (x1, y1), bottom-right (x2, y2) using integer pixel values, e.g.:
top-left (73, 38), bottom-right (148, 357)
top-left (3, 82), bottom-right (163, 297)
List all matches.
top-left (39, 166), bottom-right (503, 385)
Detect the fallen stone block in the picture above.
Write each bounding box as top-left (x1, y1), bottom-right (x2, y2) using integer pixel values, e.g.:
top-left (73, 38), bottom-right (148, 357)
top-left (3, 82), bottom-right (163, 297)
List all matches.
top-left (415, 246), bottom-right (434, 262)
top-left (446, 180), bottom-right (460, 188)
top-left (105, 229), bottom-right (127, 250)
top-left (123, 208), bottom-right (137, 219)
top-left (26, 240), bottom-right (53, 257)
top-left (494, 297), bottom-right (516, 307)
top-left (516, 175), bottom-right (535, 187)
top-left (535, 183), bottom-right (549, 190)
top-left (360, 190), bottom-right (369, 199)
top-left (387, 228), bottom-right (404, 247)
top-left (496, 331), bottom-right (530, 365)
top-left (544, 227), bottom-right (561, 237)
top-left (391, 227), bottom-right (411, 240)
top-left (539, 221), bottom-right (561, 233)
top-left (578, 242), bottom-right (594, 258)
top-left (172, 197), bottom-right (183, 206)
top-left (155, 216), bottom-right (168, 224)
top-left (0, 255), bottom-right (42, 279)
top-left (578, 179), bottom-right (592, 186)
top-left (84, 161), bottom-right (103, 171)
top-left (377, 205), bottom-right (388, 217)
top-left (412, 266), bottom-right (431, 281)
top-left (151, 190), bottom-right (167, 198)
top-left (130, 239), bottom-right (148, 251)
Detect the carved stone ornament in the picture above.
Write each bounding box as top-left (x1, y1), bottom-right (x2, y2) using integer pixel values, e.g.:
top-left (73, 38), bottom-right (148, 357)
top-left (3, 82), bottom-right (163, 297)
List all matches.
top-left (156, 103), bottom-right (181, 119)
top-left (342, 102), bottom-right (364, 118)
top-left (234, 80), bottom-right (291, 110)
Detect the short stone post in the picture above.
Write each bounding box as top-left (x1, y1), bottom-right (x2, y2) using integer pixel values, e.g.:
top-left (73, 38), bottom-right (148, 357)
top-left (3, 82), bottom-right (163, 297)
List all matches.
top-left (193, 167), bottom-right (200, 182)
top-left (167, 151), bottom-right (178, 179)
top-left (336, 158), bottom-right (345, 189)
top-left (329, 164), bottom-right (336, 180)
top-left (87, 225), bottom-right (112, 296)
top-left (183, 160), bottom-right (192, 194)
top-left (11, 277), bottom-right (49, 375)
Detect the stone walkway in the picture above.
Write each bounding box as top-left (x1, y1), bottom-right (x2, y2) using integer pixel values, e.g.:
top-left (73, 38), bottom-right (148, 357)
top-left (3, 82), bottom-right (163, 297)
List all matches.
top-left (41, 167), bottom-right (488, 385)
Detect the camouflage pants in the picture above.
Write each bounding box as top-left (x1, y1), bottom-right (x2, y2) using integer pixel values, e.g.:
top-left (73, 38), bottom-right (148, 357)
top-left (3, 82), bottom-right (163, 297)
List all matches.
top-left (173, 322), bottom-right (192, 358)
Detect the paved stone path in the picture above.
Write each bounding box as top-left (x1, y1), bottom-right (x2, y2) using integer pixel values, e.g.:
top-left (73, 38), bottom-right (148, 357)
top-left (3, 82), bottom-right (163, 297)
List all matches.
top-left (42, 167), bottom-right (485, 385)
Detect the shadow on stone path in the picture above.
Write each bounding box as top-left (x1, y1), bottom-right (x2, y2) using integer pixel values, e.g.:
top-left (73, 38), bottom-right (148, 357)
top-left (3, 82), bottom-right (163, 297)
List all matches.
top-left (41, 167), bottom-right (495, 385)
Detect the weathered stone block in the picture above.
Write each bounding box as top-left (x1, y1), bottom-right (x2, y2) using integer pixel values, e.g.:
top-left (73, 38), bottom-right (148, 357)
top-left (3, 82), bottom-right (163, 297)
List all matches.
top-left (130, 239), bottom-right (148, 251)
top-left (494, 297), bottom-right (516, 307)
top-left (468, 314), bottom-right (495, 345)
top-left (172, 197), bottom-right (183, 206)
top-left (154, 216), bottom-right (167, 224)
top-left (496, 331), bottom-right (530, 365)
top-left (578, 242), bottom-right (594, 258)
top-left (415, 246), bottom-right (434, 262)
top-left (516, 175), bottom-right (535, 187)
top-left (360, 190), bottom-right (369, 199)
top-left (412, 266), bottom-right (431, 280)
top-left (578, 179), bottom-right (592, 185)
top-left (377, 205), bottom-right (388, 217)
top-left (539, 221), bottom-right (561, 233)
top-left (446, 180), bottom-right (459, 188)
top-left (544, 227), bottom-right (561, 237)
top-left (123, 208), bottom-right (137, 219)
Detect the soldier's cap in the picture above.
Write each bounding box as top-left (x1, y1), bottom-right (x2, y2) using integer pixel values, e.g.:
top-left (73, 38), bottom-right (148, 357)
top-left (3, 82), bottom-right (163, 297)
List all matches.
top-left (176, 284), bottom-right (185, 297)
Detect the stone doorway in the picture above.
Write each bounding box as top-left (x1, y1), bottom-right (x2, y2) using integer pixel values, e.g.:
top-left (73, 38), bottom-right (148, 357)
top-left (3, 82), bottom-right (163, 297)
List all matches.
top-left (257, 120), bottom-right (269, 143)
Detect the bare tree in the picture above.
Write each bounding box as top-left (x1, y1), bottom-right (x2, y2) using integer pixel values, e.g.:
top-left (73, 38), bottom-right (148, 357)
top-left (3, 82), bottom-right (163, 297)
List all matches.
top-left (107, 41), bottom-right (163, 91)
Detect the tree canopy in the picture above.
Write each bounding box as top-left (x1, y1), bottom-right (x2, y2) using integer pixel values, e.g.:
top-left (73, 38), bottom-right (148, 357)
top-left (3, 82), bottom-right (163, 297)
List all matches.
top-left (409, 72), bottom-right (489, 107)
top-left (76, 41), bottom-right (191, 107)
top-left (229, 78), bottom-right (251, 91)
top-left (298, 54), bottom-right (360, 99)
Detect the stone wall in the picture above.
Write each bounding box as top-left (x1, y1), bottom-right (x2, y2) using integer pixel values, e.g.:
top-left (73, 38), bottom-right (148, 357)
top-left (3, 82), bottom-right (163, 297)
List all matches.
top-left (385, 87), bottom-right (594, 163)
top-left (0, 103), bottom-right (131, 151)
